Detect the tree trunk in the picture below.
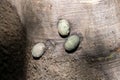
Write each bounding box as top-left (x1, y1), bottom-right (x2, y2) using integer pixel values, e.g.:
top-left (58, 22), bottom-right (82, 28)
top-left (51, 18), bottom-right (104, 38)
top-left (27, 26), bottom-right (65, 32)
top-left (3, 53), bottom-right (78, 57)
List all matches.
top-left (1, 0), bottom-right (120, 80)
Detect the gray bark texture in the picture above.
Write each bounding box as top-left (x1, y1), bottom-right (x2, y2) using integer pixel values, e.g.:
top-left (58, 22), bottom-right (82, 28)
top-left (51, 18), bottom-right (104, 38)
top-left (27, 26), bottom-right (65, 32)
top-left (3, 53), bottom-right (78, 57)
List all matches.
top-left (0, 0), bottom-right (120, 80)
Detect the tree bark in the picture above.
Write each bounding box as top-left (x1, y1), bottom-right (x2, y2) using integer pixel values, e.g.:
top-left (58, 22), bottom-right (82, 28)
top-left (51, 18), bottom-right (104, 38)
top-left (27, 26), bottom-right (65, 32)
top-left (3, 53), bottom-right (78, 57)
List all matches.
top-left (1, 0), bottom-right (120, 80)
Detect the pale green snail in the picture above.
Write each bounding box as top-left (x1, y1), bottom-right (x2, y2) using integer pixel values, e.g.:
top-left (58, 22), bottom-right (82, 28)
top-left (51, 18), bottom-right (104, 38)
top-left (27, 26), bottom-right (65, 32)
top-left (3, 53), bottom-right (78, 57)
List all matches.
top-left (64, 35), bottom-right (80, 52)
top-left (32, 43), bottom-right (46, 58)
top-left (58, 19), bottom-right (70, 37)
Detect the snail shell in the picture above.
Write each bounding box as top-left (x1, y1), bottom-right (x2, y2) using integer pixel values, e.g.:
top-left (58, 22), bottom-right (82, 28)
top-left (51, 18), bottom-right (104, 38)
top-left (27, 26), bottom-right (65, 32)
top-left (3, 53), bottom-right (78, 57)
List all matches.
top-left (32, 43), bottom-right (46, 58)
top-left (64, 35), bottom-right (80, 52)
top-left (58, 19), bottom-right (70, 37)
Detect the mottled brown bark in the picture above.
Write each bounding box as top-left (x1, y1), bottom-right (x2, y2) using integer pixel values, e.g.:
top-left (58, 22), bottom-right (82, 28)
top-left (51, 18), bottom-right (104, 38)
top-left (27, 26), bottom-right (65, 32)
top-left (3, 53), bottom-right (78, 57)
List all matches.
top-left (1, 0), bottom-right (120, 80)
top-left (0, 0), bottom-right (27, 80)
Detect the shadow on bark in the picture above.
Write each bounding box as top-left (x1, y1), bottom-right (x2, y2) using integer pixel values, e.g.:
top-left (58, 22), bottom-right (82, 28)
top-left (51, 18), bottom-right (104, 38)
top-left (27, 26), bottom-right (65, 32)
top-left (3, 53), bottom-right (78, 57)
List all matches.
top-left (80, 36), bottom-right (116, 80)
top-left (0, 0), bottom-right (27, 80)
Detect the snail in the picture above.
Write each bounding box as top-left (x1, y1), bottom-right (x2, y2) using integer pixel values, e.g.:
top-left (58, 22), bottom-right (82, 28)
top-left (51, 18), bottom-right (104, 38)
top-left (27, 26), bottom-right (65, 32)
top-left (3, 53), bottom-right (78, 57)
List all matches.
top-left (64, 34), bottom-right (80, 52)
top-left (31, 43), bottom-right (46, 58)
top-left (58, 19), bottom-right (70, 37)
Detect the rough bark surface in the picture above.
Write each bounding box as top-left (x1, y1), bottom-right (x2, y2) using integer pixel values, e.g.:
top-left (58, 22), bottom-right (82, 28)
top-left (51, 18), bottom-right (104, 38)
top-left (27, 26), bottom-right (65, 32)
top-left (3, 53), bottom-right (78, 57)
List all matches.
top-left (1, 0), bottom-right (120, 80)
top-left (0, 0), bottom-right (26, 80)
